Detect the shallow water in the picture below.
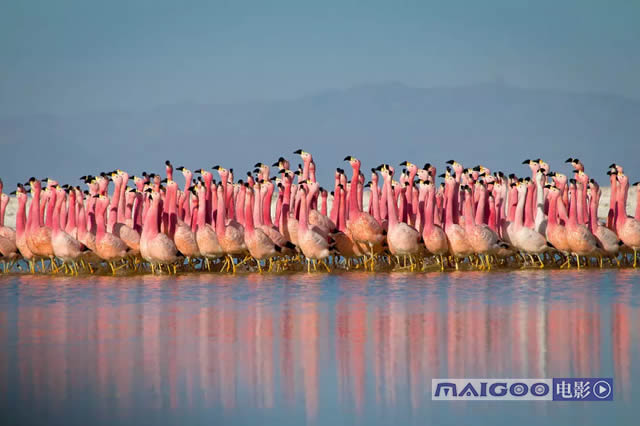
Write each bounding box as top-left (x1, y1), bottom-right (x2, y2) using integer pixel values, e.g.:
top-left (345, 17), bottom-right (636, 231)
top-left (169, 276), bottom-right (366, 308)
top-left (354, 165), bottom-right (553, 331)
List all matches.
top-left (0, 270), bottom-right (639, 425)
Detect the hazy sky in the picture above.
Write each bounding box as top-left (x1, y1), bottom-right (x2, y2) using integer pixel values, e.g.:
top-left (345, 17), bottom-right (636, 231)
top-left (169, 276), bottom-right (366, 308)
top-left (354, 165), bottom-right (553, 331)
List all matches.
top-left (1, 0), bottom-right (639, 115)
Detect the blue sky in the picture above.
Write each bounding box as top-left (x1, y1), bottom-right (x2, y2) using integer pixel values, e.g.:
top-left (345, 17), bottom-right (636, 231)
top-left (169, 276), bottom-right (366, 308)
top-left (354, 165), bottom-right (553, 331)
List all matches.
top-left (1, 0), bottom-right (639, 115)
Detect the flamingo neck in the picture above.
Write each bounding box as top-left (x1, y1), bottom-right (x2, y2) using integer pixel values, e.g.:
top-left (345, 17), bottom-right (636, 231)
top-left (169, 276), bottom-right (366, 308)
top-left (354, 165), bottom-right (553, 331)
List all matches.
top-left (589, 190), bottom-right (599, 233)
top-left (263, 185), bottom-right (274, 227)
top-left (423, 188), bottom-right (435, 234)
top-left (576, 185), bottom-right (585, 224)
top-left (52, 196), bottom-right (63, 233)
top-left (337, 190), bottom-right (346, 232)
top-left (143, 198), bottom-right (160, 238)
top-left (524, 184), bottom-right (535, 228)
top-left (515, 189), bottom-right (527, 230)
top-left (244, 190), bottom-right (255, 233)
top-left (349, 165), bottom-right (360, 216)
top-left (216, 189), bottom-right (226, 235)
top-left (463, 192), bottom-right (475, 229)
top-left (568, 188), bottom-right (578, 227)
top-left (386, 180), bottom-right (399, 227)
top-left (298, 192), bottom-right (309, 230)
top-left (547, 195), bottom-right (559, 226)
top-left (236, 187), bottom-right (245, 226)
top-left (16, 197), bottom-right (27, 234)
top-left (475, 190), bottom-right (487, 225)
top-left (253, 188), bottom-right (262, 227)
top-left (197, 192), bottom-right (207, 229)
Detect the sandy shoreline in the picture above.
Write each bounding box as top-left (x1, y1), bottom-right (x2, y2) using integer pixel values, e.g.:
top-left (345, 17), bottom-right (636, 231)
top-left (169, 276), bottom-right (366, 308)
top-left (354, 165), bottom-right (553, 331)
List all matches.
top-left (3, 187), bottom-right (636, 229)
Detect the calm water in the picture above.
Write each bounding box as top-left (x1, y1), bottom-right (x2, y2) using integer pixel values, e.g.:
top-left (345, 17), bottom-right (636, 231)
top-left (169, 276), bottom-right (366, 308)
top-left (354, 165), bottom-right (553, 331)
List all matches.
top-left (0, 270), bottom-right (639, 425)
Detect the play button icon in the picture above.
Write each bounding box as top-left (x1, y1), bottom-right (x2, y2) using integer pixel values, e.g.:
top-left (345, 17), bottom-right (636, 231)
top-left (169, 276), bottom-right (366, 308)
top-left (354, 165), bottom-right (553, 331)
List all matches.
top-left (593, 380), bottom-right (612, 399)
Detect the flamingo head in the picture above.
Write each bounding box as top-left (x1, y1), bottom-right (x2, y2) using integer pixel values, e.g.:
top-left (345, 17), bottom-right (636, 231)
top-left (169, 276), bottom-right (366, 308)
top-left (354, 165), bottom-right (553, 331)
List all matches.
top-left (344, 156), bottom-right (361, 169)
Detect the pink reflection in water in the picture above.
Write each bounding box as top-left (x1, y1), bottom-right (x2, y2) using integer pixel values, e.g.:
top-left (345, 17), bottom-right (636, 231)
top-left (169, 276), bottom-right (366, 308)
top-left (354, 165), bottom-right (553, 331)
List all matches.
top-left (2, 272), bottom-right (636, 420)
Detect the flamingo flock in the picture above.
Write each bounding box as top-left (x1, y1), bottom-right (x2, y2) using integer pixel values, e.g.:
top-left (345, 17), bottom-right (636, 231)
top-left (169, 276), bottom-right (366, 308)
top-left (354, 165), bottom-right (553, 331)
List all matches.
top-left (1, 154), bottom-right (640, 275)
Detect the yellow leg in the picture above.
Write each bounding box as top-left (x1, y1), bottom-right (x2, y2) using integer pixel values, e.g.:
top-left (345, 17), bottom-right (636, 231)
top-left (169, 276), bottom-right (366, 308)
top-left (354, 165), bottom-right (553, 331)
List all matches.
top-left (575, 254), bottom-right (581, 269)
top-left (537, 255), bottom-right (545, 268)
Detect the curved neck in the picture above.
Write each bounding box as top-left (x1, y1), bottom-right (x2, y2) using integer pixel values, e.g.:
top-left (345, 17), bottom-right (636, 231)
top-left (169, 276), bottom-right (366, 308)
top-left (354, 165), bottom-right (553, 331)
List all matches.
top-left (216, 189), bottom-right (226, 235)
top-left (244, 190), bottom-right (254, 232)
top-left (253, 187), bottom-right (262, 226)
top-left (547, 195), bottom-right (559, 226)
top-left (385, 180), bottom-right (398, 227)
top-left (263, 185), bottom-right (274, 226)
top-left (589, 190), bottom-right (599, 233)
top-left (349, 165), bottom-right (360, 215)
top-left (515, 189), bottom-right (526, 229)
top-left (143, 198), bottom-right (160, 238)
top-left (16, 197), bottom-right (27, 234)
top-left (424, 188), bottom-right (435, 233)
top-left (524, 184), bottom-right (535, 228)
top-left (568, 188), bottom-right (578, 226)
top-left (475, 190), bottom-right (486, 225)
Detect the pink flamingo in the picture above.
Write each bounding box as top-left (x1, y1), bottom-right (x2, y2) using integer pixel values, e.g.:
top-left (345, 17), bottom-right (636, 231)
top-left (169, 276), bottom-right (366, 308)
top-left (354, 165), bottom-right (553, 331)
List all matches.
top-left (212, 171), bottom-right (247, 273)
top-left (511, 181), bottom-right (550, 267)
top-left (588, 179), bottom-right (620, 265)
top-left (380, 166), bottom-right (420, 269)
top-left (565, 180), bottom-right (600, 268)
top-left (419, 180), bottom-right (448, 269)
top-left (614, 173), bottom-right (640, 267)
top-left (194, 183), bottom-right (223, 270)
top-left (25, 178), bottom-right (55, 270)
top-left (545, 185), bottom-right (572, 267)
top-left (344, 156), bottom-right (385, 270)
top-left (243, 185), bottom-right (279, 272)
top-left (461, 183), bottom-right (505, 269)
top-left (50, 187), bottom-right (86, 274)
top-left (442, 175), bottom-right (472, 269)
top-left (296, 186), bottom-right (331, 272)
top-left (140, 189), bottom-right (181, 273)
top-left (12, 186), bottom-right (34, 270)
top-left (94, 194), bottom-right (129, 274)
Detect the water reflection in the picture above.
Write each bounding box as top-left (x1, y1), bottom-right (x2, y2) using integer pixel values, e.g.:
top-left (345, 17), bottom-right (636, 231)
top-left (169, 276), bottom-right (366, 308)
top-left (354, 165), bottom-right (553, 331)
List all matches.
top-left (0, 271), bottom-right (638, 425)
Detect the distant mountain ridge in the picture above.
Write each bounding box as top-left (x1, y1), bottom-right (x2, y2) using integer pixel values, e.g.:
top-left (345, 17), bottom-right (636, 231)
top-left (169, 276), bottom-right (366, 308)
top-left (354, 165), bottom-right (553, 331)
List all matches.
top-left (1, 82), bottom-right (639, 188)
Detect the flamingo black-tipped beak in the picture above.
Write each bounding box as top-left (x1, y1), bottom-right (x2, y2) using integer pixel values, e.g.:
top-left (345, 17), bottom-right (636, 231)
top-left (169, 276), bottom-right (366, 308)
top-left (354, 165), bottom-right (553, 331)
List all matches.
top-left (176, 166), bottom-right (185, 171)
top-left (633, 182), bottom-right (640, 186)
top-left (565, 158), bottom-right (573, 163)
top-left (438, 173), bottom-right (445, 178)
top-left (608, 163), bottom-right (616, 168)
top-left (293, 149), bottom-right (303, 154)
top-left (9, 190), bottom-right (16, 195)
top-left (41, 178), bottom-right (48, 182)
top-left (423, 163), bottom-right (431, 169)
top-left (254, 163), bottom-right (263, 168)
top-left (399, 161), bottom-right (408, 166)
top-left (446, 160), bottom-right (455, 165)
top-left (211, 165), bottom-right (220, 170)
top-left (472, 166), bottom-right (481, 171)
top-left (253, 168), bottom-right (260, 173)
top-left (522, 159), bottom-right (530, 164)
top-left (343, 155), bottom-right (353, 161)
top-left (271, 161), bottom-right (280, 167)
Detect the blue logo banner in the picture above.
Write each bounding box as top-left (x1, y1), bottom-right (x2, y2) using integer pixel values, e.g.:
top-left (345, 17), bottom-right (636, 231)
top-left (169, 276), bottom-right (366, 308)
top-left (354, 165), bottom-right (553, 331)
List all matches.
top-left (552, 378), bottom-right (613, 401)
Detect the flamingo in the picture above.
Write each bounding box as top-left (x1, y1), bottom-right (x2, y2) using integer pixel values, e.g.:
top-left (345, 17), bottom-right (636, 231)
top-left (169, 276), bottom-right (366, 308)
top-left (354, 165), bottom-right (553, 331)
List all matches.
top-left (50, 187), bottom-right (86, 274)
top-left (25, 178), bottom-right (55, 270)
top-left (545, 185), bottom-right (572, 267)
top-left (442, 174), bottom-right (472, 269)
top-left (461, 183), bottom-right (506, 269)
top-left (511, 181), bottom-right (551, 267)
top-left (140, 189), bottom-right (182, 273)
top-left (614, 173), bottom-right (640, 267)
top-left (243, 185), bottom-right (280, 272)
top-left (94, 194), bottom-right (129, 274)
top-left (212, 172), bottom-right (247, 273)
top-left (344, 156), bottom-right (385, 270)
top-left (418, 180), bottom-right (448, 269)
top-left (380, 165), bottom-right (421, 269)
top-left (296, 186), bottom-right (331, 272)
top-left (588, 179), bottom-right (621, 265)
top-left (565, 180), bottom-right (600, 268)
top-left (194, 183), bottom-right (223, 270)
